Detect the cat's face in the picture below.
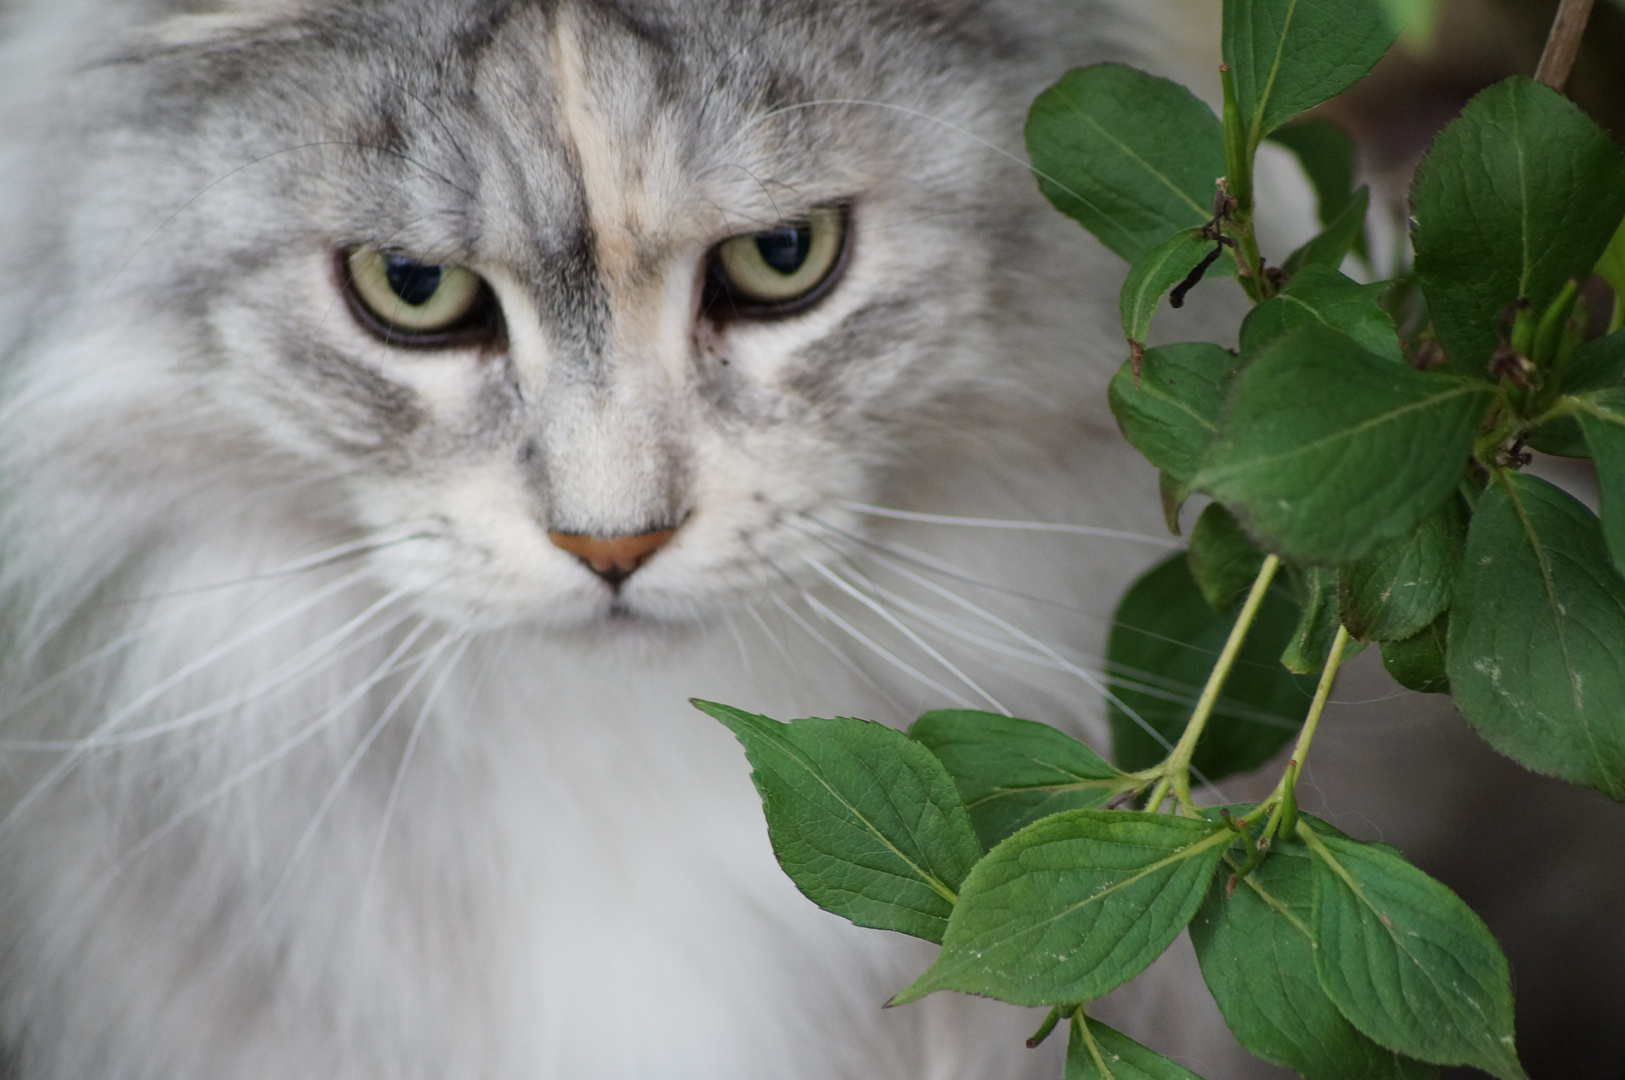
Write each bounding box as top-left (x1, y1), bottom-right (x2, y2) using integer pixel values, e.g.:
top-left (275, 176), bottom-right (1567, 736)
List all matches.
top-left (69, 0), bottom-right (1045, 632)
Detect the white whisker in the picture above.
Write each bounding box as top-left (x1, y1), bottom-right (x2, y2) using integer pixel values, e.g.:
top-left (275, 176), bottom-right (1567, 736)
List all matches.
top-left (0, 576), bottom-right (408, 842)
top-left (718, 608), bottom-right (755, 676)
top-left (742, 603), bottom-right (797, 672)
top-left (795, 588), bottom-right (973, 709)
top-left (839, 502), bottom-right (1182, 548)
top-left (801, 557), bottom-right (1011, 716)
top-left (801, 519), bottom-right (1196, 763)
top-left (252, 620), bottom-right (448, 931)
top-left (1, 601), bottom-right (421, 752)
top-left (356, 631), bottom-right (474, 919)
top-left (0, 564), bottom-right (378, 734)
top-left (766, 595), bottom-right (908, 717)
top-left (96, 626), bottom-right (448, 895)
top-left (32, 624), bottom-right (452, 986)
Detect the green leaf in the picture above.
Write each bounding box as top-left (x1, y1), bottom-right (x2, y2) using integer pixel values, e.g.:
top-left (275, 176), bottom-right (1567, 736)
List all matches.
top-left (1524, 418), bottom-right (1589, 458)
top-left (1339, 496), bottom-right (1465, 641)
top-left (1066, 1014), bottom-right (1209, 1080)
top-left (1108, 554), bottom-right (1316, 782)
top-left (1284, 185), bottom-right (1371, 275)
top-left (1190, 833), bottom-right (1438, 1080)
top-left (1239, 265), bottom-right (1402, 364)
top-left (892, 810), bottom-right (1229, 1006)
top-left (695, 702), bottom-right (982, 943)
top-left (1186, 502), bottom-right (1266, 612)
top-left (1303, 826), bottom-right (1526, 1080)
top-left (1280, 566), bottom-right (1344, 674)
top-left (1447, 473), bottom-right (1625, 800)
top-left (1379, 615), bottom-right (1451, 694)
top-left (1411, 77), bottom-right (1625, 379)
top-left (1108, 342), bottom-right (1237, 493)
top-left (1196, 326), bottom-right (1493, 563)
top-left (908, 710), bottom-right (1135, 852)
top-left (1027, 64), bottom-right (1225, 264)
top-left (1560, 328), bottom-right (1625, 393)
top-left (1526, 330), bottom-right (1625, 456)
top-left (1121, 229), bottom-right (1223, 353)
top-left (1222, 0), bottom-right (1397, 148)
top-left (1268, 117), bottom-right (1359, 228)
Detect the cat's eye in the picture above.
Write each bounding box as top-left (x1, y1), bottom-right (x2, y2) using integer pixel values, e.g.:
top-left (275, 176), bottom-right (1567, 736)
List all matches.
top-left (705, 207), bottom-right (848, 319)
top-left (341, 247), bottom-right (501, 347)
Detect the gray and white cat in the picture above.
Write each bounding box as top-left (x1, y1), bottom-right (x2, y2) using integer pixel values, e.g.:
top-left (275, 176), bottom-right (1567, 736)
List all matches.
top-left (0, 1), bottom-right (1184, 1077)
top-left (0, 1), bottom-right (1619, 1079)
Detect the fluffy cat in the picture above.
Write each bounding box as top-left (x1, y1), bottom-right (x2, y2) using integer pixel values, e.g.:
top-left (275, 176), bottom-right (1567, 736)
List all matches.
top-left (1, 2), bottom-right (1621, 1078)
top-left (0, 1), bottom-right (1190, 1077)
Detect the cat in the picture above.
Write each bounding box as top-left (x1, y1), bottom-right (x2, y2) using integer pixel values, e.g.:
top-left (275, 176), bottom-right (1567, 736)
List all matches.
top-left (1, 2), bottom-right (1621, 1079)
top-left (0, 1), bottom-right (1198, 1077)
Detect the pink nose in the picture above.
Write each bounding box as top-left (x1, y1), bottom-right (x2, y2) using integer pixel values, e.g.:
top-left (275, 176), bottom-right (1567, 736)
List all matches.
top-left (547, 528), bottom-right (676, 586)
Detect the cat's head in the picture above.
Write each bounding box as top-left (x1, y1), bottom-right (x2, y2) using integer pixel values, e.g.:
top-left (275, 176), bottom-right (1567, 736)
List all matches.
top-left (4, 0), bottom-right (1119, 633)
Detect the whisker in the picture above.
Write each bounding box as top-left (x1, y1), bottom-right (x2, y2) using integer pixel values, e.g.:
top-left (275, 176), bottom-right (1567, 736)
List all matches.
top-left (838, 502), bottom-right (1181, 548)
top-left (742, 602), bottom-right (798, 673)
top-left (718, 607), bottom-right (755, 677)
top-left (741, 537), bottom-right (909, 714)
top-left (796, 519), bottom-right (1233, 792)
top-left (99, 532), bottom-right (433, 606)
top-left (0, 564), bottom-right (377, 733)
top-left (253, 621), bottom-right (452, 933)
top-left (1, 601), bottom-right (420, 752)
top-left (356, 631), bottom-right (475, 918)
top-left (96, 626), bottom-right (449, 894)
top-left (800, 516), bottom-right (1111, 626)
top-left (766, 595), bottom-right (908, 717)
top-left (33, 624), bottom-right (452, 984)
top-left (801, 557), bottom-right (1011, 716)
top-left (0, 576), bottom-right (407, 841)
top-left (794, 587), bottom-right (974, 709)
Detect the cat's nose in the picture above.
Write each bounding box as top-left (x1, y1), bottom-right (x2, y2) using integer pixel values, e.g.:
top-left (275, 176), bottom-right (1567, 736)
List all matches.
top-left (548, 527), bottom-right (676, 587)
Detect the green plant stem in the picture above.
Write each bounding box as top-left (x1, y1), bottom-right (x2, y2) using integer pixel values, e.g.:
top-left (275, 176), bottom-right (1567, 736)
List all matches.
top-left (1164, 554), bottom-right (1281, 813)
top-left (1145, 775), bottom-right (1172, 815)
top-left (1218, 63), bottom-right (1267, 302)
top-left (1219, 64), bottom-right (1252, 214)
top-left (1285, 624), bottom-right (1351, 776)
top-left (1259, 623), bottom-right (1351, 844)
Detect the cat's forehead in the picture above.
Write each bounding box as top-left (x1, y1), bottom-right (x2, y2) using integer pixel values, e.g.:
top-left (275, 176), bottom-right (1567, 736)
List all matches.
top-left (136, 0), bottom-right (1003, 256)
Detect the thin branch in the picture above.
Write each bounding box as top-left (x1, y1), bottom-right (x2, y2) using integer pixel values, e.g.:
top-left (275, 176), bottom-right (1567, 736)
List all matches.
top-left (1534, 0), bottom-right (1596, 92)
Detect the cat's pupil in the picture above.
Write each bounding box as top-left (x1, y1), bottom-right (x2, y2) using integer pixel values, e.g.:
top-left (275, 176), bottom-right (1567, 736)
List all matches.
top-left (384, 255), bottom-right (442, 306)
top-left (755, 224), bottom-right (811, 276)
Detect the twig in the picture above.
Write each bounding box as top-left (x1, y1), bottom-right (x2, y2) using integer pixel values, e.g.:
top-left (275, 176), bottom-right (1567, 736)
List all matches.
top-left (1534, 0), bottom-right (1596, 92)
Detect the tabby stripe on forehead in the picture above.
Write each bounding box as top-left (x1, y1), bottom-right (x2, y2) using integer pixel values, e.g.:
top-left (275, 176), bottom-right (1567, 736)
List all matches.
top-left (548, 10), bottom-right (664, 313)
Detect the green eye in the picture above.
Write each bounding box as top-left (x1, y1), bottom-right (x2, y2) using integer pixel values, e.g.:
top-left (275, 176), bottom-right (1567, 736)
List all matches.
top-left (343, 247), bottom-right (495, 344)
top-left (708, 207), bottom-right (847, 315)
